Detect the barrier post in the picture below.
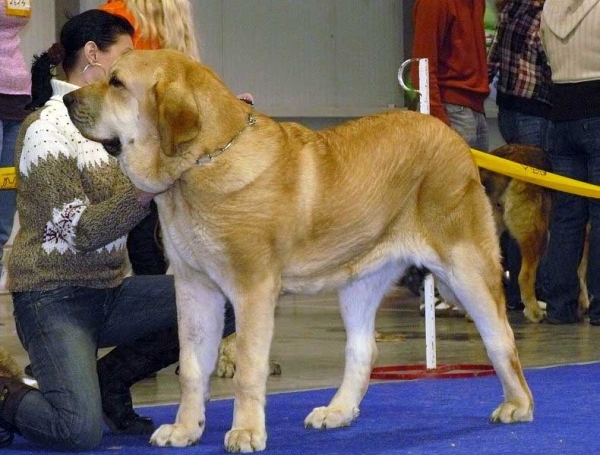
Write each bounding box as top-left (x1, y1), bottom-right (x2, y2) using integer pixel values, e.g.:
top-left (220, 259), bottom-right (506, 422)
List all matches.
top-left (398, 58), bottom-right (437, 370)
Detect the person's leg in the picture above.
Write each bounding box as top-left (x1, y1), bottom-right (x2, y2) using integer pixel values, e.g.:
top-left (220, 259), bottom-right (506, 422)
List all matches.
top-left (444, 104), bottom-right (488, 151)
top-left (498, 109), bottom-right (548, 148)
top-left (544, 121), bottom-right (588, 323)
top-left (8, 287), bottom-right (107, 450)
top-left (581, 118), bottom-right (600, 324)
top-left (0, 120), bottom-right (19, 276)
top-left (96, 275), bottom-right (237, 433)
top-left (97, 327), bottom-right (179, 435)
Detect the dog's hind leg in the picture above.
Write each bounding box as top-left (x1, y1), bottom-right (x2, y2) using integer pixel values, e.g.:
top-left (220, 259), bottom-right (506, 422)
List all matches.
top-left (224, 275), bottom-right (280, 453)
top-left (150, 273), bottom-right (226, 447)
top-left (304, 263), bottom-right (404, 429)
top-left (437, 246), bottom-right (533, 423)
top-left (517, 238), bottom-right (546, 323)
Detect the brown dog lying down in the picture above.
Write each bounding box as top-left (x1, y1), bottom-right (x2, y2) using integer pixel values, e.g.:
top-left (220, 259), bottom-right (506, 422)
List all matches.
top-left (65, 49), bottom-right (533, 452)
top-left (480, 144), bottom-right (590, 323)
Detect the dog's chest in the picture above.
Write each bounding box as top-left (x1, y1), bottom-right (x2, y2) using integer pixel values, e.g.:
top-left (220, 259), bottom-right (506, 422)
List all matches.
top-left (155, 195), bottom-right (225, 272)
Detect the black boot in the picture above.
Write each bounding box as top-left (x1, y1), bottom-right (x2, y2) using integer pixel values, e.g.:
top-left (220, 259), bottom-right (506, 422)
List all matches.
top-left (97, 327), bottom-right (179, 435)
top-left (0, 377), bottom-right (36, 447)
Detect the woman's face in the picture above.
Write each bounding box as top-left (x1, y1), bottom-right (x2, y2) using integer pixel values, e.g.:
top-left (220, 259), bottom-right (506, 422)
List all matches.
top-left (96, 34), bottom-right (134, 73)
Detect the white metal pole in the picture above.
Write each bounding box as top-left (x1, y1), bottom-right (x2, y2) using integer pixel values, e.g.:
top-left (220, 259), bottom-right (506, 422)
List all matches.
top-left (398, 58), bottom-right (436, 370)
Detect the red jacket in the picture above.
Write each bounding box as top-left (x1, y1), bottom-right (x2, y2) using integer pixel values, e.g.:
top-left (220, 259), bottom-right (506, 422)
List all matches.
top-left (411, 0), bottom-right (490, 125)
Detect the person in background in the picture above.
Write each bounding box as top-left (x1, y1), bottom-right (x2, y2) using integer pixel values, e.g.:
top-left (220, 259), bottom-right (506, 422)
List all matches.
top-left (540, 0), bottom-right (600, 325)
top-left (488, 0), bottom-right (552, 312)
top-left (0, 10), bottom-right (234, 450)
top-left (411, 0), bottom-right (490, 316)
top-left (0, 0), bottom-right (31, 291)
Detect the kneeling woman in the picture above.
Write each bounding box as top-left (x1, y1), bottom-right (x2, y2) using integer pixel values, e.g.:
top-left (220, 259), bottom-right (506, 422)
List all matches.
top-left (0, 10), bottom-right (234, 451)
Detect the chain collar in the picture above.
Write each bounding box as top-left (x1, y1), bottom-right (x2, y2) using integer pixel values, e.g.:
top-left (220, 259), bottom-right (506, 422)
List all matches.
top-left (196, 113), bottom-right (257, 166)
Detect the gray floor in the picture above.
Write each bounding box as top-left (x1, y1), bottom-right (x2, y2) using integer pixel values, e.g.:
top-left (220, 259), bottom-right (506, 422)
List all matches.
top-left (2, 285), bottom-right (599, 408)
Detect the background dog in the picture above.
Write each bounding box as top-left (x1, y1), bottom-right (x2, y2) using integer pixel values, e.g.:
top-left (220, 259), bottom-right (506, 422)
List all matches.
top-left (65, 49), bottom-right (534, 453)
top-left (480, 144), bottom-right (589, 323)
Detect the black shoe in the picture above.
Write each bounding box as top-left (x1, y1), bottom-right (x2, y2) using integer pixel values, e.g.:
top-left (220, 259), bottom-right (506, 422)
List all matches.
top-left (590, 318), bottom-right (600, 326)
top-left (101, 389), bottom-right (155, 435)
top-left (506, 300), bottom-right (525, 311)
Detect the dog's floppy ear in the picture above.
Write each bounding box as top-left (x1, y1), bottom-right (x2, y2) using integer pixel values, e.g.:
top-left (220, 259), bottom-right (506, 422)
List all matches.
top-left (154, 80), bottom-right (199, 156)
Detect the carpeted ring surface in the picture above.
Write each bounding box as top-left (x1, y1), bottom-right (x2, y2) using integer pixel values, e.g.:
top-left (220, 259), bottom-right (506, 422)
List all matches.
top-left (6, 362), bottom-right (600, 454)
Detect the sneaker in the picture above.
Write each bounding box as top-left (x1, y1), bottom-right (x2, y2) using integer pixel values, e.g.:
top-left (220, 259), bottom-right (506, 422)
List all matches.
top-left (419, 294), bottom-right (463, 318)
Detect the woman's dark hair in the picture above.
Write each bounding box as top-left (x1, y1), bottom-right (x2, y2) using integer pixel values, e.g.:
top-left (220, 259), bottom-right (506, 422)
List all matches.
top-left (27, 9), bottom-right (134, 110)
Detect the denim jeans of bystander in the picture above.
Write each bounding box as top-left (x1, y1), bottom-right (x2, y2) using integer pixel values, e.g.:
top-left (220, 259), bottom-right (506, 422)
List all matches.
top-left (545, 118), bottom-right (600, 324)
top-left (444, 103), bottom-right (489, 152)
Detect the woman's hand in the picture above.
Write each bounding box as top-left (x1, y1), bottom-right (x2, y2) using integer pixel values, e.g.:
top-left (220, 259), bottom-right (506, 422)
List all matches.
top-left (135, 187), bottom-right (157, 208)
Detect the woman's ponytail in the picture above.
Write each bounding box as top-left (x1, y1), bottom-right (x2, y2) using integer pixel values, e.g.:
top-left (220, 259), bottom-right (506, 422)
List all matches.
top-left (26, 43), bottom-right (66, 110)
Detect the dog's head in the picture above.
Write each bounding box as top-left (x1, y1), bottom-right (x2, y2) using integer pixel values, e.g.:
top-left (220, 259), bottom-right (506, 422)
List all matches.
top-left (65, 49), bottom-right (249, 192)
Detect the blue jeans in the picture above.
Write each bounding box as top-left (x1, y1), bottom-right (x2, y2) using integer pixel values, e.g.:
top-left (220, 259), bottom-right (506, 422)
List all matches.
top-left (498, 108), bottom-right (548, 149)
top-left (0, 120), bottom-right (20, 274)
top-left (545, 118), bottom-right (600, 323)
top-left (444, 104), bottom-right (489, 152)
top-left (11, 275), bottom-right (178, 450)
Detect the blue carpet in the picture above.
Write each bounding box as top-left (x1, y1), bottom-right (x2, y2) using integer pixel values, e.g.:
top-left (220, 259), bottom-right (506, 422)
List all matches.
top-left (7, 362), bottom-right (600, 454)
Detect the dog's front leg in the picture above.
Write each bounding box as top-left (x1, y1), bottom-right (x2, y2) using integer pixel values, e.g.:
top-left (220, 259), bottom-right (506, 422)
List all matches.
top-left (224, 277), bottom-right (279, 453)
top-left (150, 274), bottom-right (225, 447)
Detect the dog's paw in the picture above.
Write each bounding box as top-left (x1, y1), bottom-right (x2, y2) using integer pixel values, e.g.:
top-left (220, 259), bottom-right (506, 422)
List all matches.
top-left (304, 405), bottom-right (359, 429)
top-left (217, 334), bottom-right (237, 378)
top-left (224, 428), bottom-right (266, 452)
top-left (523, 305), bottom-right (546, 323)
top-left (490, 401), bottom-right (533, 423)
top-left (217, 357), bottom-right (236, 378)
top-left (150, 423), bottom-right (202, 447)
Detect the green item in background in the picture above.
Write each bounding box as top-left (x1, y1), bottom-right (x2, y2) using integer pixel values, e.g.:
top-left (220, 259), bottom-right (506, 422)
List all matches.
top-left (484, 0), bottom-right (499, 51)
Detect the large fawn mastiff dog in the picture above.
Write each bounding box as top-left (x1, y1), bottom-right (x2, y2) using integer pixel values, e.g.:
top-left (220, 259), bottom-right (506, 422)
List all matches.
top-left (65, 49), bottom-right (533, 452)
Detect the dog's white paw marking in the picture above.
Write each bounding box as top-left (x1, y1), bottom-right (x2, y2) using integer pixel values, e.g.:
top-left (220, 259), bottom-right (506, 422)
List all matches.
top-left (304, 405), bottom-right (359, 429)
top-left (224, 428), bottom-right (266, 453)
top-left (490, 401), bottom-right (533, 423)
top-left (150, 423), bottom-right (202, 447)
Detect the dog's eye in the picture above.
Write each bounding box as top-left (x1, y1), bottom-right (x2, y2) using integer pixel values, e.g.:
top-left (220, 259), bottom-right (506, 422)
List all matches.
top-left (109, 76), bottom-right (124, 88)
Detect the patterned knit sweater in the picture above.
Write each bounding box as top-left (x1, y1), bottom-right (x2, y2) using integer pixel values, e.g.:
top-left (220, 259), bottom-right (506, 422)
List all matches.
top-left (8, 79), bottom-right (149, 292)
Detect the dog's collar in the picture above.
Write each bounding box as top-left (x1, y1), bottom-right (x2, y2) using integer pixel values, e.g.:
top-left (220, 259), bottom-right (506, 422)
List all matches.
top-left (196, 113), bottom-right (257, 166)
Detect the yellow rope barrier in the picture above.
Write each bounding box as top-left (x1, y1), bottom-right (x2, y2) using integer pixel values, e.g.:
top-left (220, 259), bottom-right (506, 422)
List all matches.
top-left (3, 150), bottom-right (600, 198)
top-left (472, 149), bottom-right (600, 199)
top-left (0, 166), bottom-right (17, 190)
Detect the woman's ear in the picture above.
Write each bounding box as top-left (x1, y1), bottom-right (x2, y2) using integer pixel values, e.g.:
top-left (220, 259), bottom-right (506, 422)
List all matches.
top-left (83, 41), bottom-right (99, 63)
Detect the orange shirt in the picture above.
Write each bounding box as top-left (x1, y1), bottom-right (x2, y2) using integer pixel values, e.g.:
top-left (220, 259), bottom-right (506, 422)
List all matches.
top-left (99, 0), bottom-right (161, 50)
